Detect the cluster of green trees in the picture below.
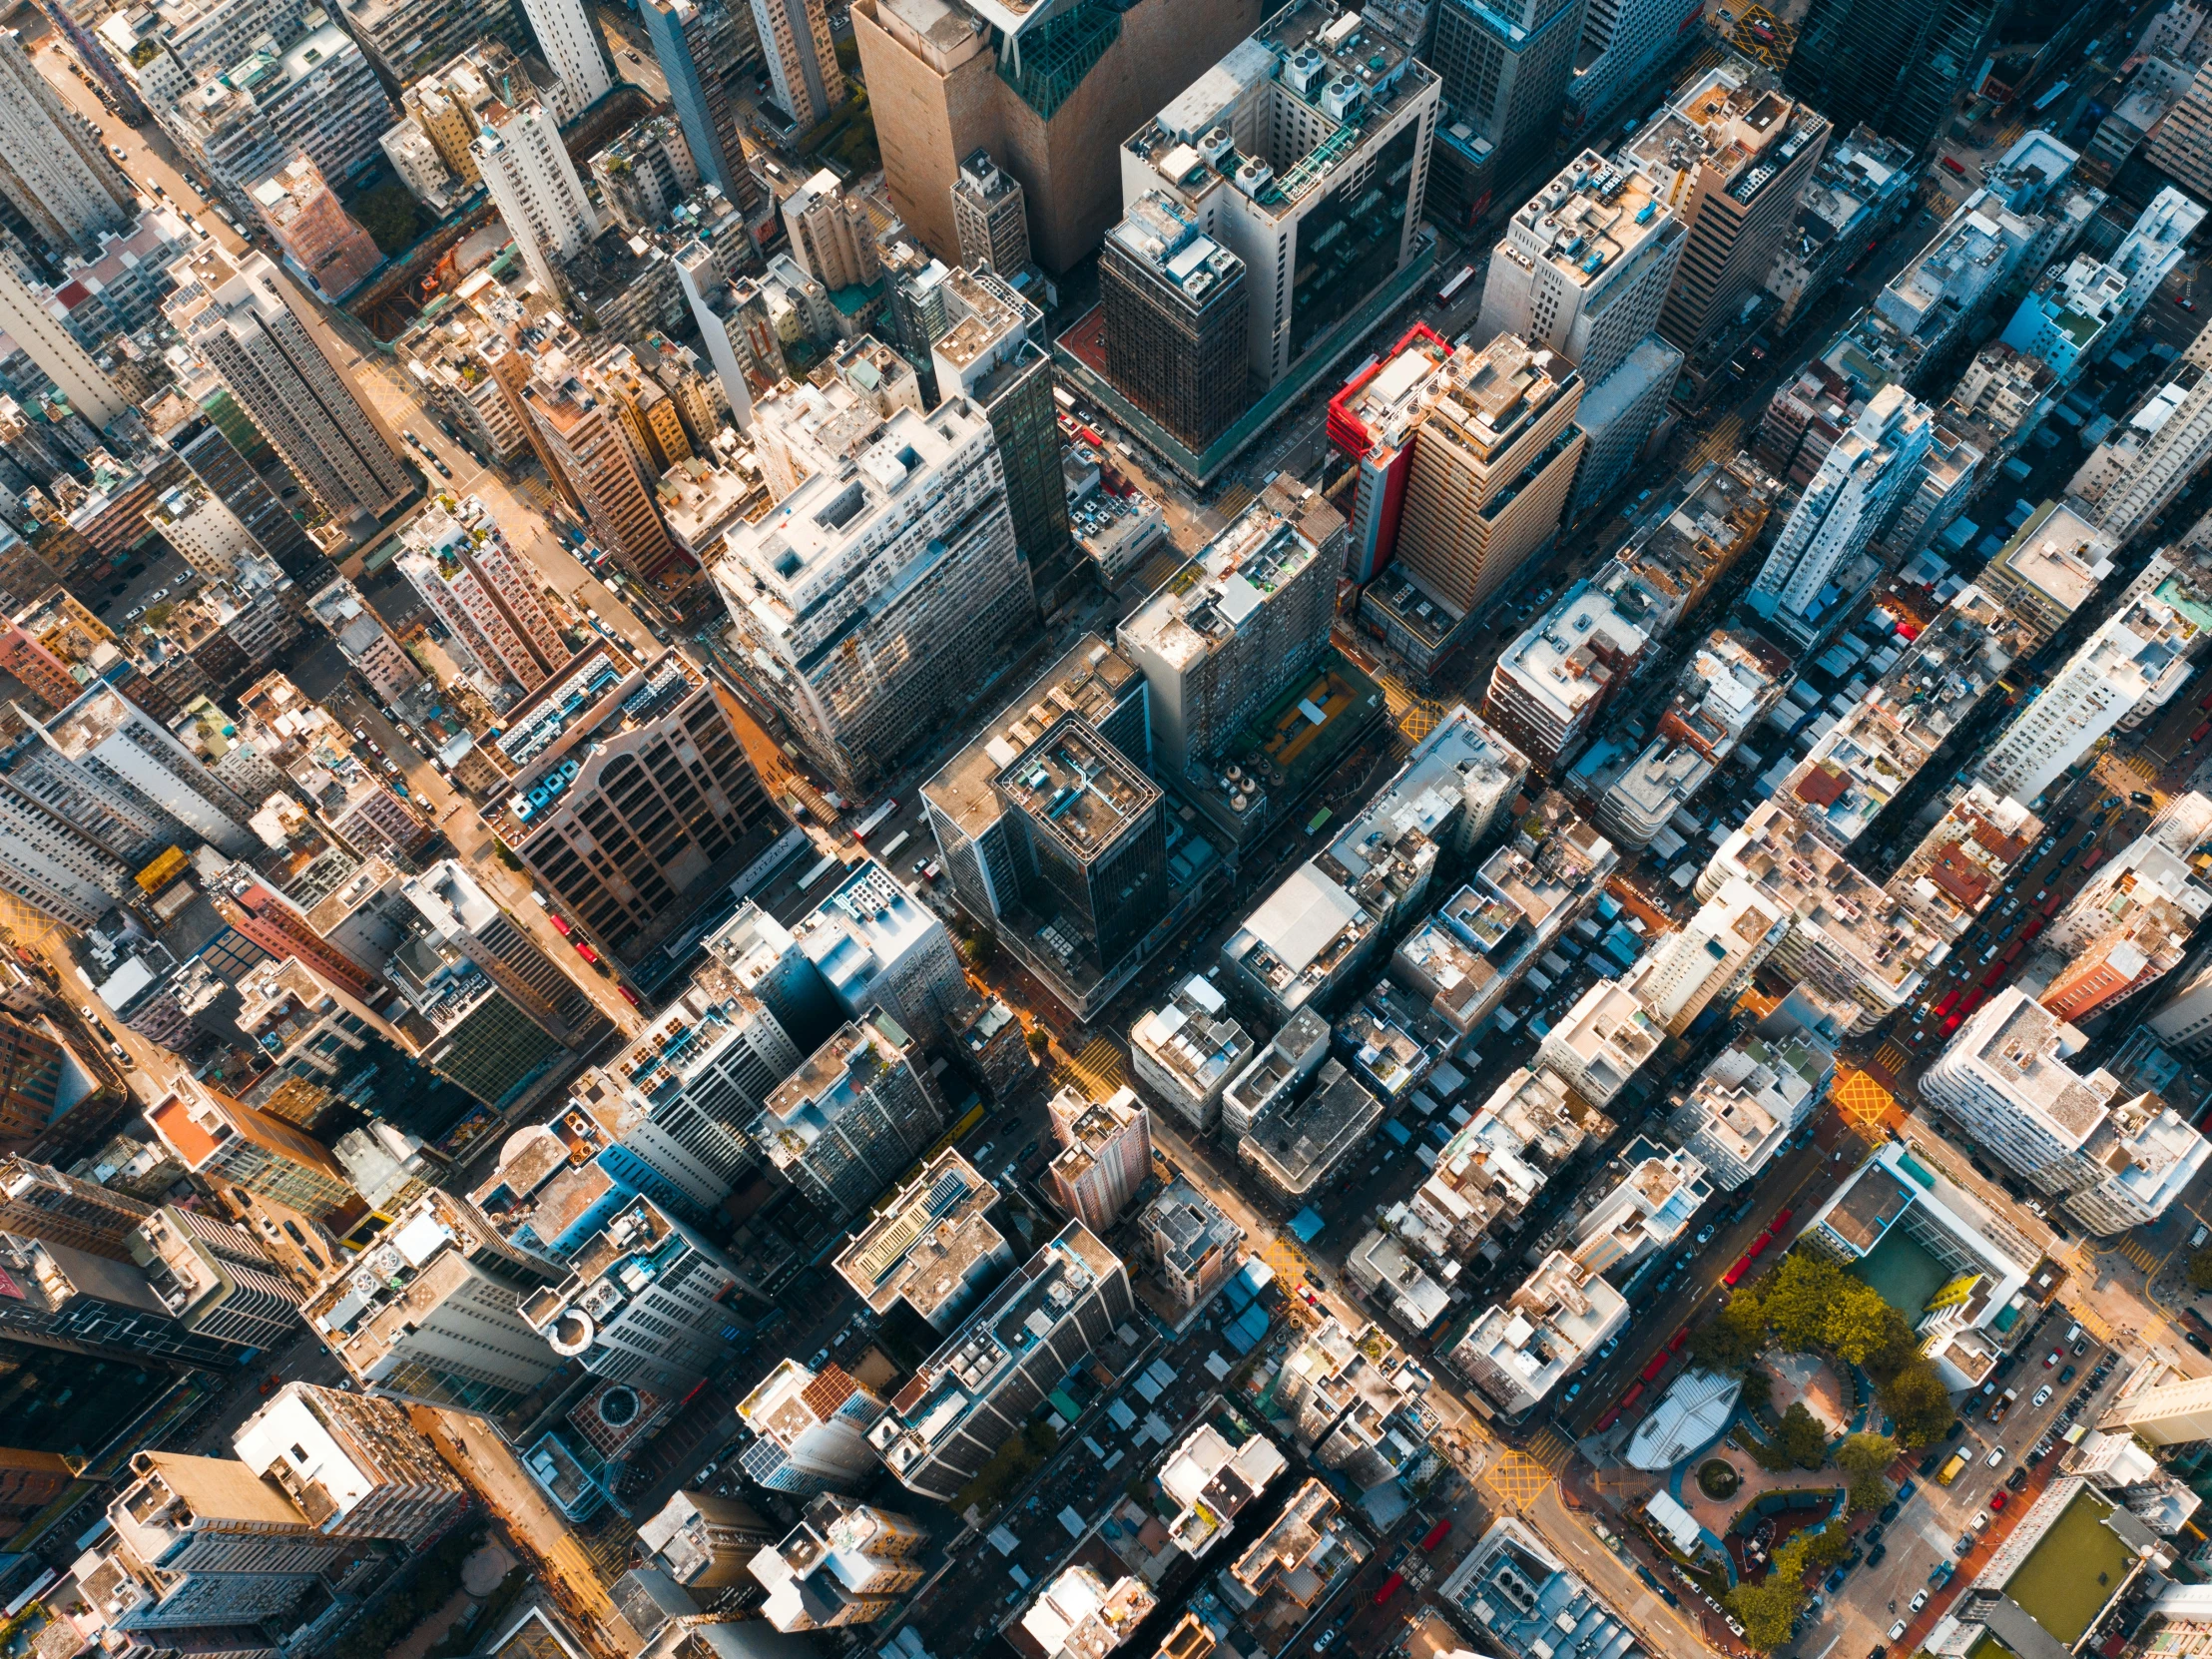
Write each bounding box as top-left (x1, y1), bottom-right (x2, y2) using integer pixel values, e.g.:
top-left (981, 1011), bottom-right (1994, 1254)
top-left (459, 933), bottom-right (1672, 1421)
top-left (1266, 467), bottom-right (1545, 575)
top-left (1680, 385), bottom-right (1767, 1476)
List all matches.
top-left (1721, 1435), bottom-right (1898, 1647)
top-left (1689, 1254), bottom-right (1955, 1447)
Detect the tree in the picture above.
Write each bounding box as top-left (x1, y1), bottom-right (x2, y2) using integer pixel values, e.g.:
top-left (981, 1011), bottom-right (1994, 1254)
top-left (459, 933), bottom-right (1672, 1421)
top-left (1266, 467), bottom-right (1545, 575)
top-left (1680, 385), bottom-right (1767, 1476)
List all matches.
top-left (1760, 1254), bottom-right (1846, 1352)
top-left (2189, 1248), bottom-right (2212, 1292)
top-left (1880, 1362), bottom-right (1956, 1447)
top-left (1800, 1522), bottom-right (1854, 1571)
top-left (351, 184), bottom-right (423, 256)
top-left (1727, 1579), bottom-right (1802, 1651)
top-left (1690, 1289), bottom-right (1769, 1373)
top-left (1774, 1402), bottom-right (1829, 1469)
top-left (959, 932), bottom-right (996, 968)
top-left (1822, 1278), bottom-right (1904, 1367)
top-left (1024, 1026), bottom-right (1050, 1058)
top-left (1836, 1431), bottom-right (1899, 1477)
top-left (1738, 1366), bottom-right (1773, 1413)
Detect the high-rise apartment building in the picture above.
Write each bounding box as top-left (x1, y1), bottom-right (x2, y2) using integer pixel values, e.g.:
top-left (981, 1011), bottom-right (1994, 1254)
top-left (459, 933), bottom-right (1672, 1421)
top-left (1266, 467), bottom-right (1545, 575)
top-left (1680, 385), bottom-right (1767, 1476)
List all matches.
top-left (233, 1382), bottom-right (469, 1549)
top-left (1594, 627), bottom-right (1790, 848)
top-left (640, 0), bottom-right (761, 212)
top-left (1098, 191), bottom-right (1250, 453)
top-left (736, 1358), bottom-right (887, 1492)
top-left (128, 1203), bottom-right (306, 1356)
top-left (1626, 876), bottom-right (1789, 1035)
top-left (749, 0), bottom-right (841, 128)
top-left (1785, 0), bottom-right (1997, 153)
top-left (517, 0), bottom-right (613, 121)
top-left (499, 649), bottom-right (787, 982)
top-left (1923, 988), bottom-right (2212, 1234)
top-left (520, 1197), bottom-right (745, 1391)
top-left (1118, 494), bottom-right (1336, 783)
top-left (0, 1227), bottom-right (269, 1369)
top-left (27, 682), bottom-right (257, 854)
top-left (752, 1495), bottom-right (928, 1631)
top-left (474, 96), bottom-right (599, 300)
top-left (1143, 1178), bottom-right (1241, 1314)
top-left (1448, 1250), bottom-right (1627, 1417)
top-left (870, 1222), bottom-right (1133, 1501)
top-left (930, 266), bottom-right (1074, 600)
top-left (951, 150), bottom-right (1030, 273)
top-left (639, 1488), bottom-right (778, 1588)
top-left (1623, 62), bottom-right (1832, 352)
top-left (148, 1078), bottom-right (359, 1226)
top-left (1359, 333), bottom-right (1584, 663)
top-left (0, 1156), bottom-right (162, 1257)
top-left (759, 1015), bottom-right (942, 1218)
top-left (522, 351), bottom-right (682, 584)
top-left (833, 1149), bottom-right (1009, 1329)
top-left (1480, 559), bottom-right (1656, 769)
top-left (247, 155), bottom-right (383, 302)
top-left (164, 249), bottom-right (413, 521)
top-left (1976, 593), bottom-right (2200, 805)
top-left (1115, 4), bottom-right (1437, 400)
top-left (2081, 325), bottom-right (2212, 546)
top-left (1044, 1085), bottom-right (1152, 1231)
top-left (1669, 988), bottom-right (1840, 1188)
top-left (718, 376), bottom-right (1036, 789)
top-left (782, 169), bottom-right (879, 289)
top-left (1746, 383), bottom-right (1935, 644)
top-left (0, 29), bottom-right (136, 256)
top-left (303, 1190), bottom-right (561, 1411)
top-left (394, 495), bottom-right (568, 699)
top-left (0, 263), bottom-right (128, 427)
top-left (1430, 0), bottom-right (1586, 191)
top-left (1128, 977), bottom-right (1254, 1133)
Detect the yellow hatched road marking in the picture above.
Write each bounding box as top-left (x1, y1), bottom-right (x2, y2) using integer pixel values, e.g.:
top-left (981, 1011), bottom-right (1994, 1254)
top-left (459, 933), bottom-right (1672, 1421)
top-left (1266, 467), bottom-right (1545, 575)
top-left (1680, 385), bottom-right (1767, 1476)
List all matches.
top-left (2119, 1237), bottom-right (2159, 1272)
top-left (1835, 1065), bottom-right (1896, 1131)
top-left (1874, 1041), bottom-right (1910, 1078)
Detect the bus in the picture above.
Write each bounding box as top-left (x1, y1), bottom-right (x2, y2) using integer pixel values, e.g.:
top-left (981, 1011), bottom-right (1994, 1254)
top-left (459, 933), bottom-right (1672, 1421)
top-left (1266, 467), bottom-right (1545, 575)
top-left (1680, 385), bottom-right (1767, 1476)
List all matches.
top-left (2031, 79), bottom-right (2070, 115)
top-left (849, 798), bottom-right (898, 838)
top-left (879, 830), bottom-right (910, 861)
top-left (795, 853), bottom-right (838, 891)
top-left (1435, 266), bottom-right (1475, 306)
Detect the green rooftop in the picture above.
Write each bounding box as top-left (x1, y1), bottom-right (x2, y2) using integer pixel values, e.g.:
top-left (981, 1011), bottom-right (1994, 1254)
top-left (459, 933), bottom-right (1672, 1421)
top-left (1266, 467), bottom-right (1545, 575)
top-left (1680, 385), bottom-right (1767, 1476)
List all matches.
top-left (1848, 1224), bottom-right (1949, 1318)
top-left (2002, 1489), bottom-right (2136, 1646)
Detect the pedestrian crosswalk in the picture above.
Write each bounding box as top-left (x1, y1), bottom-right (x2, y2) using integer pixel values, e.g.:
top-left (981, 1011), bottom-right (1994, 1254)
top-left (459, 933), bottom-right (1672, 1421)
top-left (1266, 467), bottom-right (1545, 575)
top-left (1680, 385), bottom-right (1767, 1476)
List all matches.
top-left (2117, 1237), bottom-right (2160, 1273)
top-left (1526, 1427), bottom-right (1573, 1472)
top-left (1872, 1041), bottom-right (1911, 1080)
top-left (1214, 483), bottom-right (1257, 520)
top-left (1060, 1035), bottom-right (1126, 1099)
top-left (1378, 672), bottom-right (1446, 741)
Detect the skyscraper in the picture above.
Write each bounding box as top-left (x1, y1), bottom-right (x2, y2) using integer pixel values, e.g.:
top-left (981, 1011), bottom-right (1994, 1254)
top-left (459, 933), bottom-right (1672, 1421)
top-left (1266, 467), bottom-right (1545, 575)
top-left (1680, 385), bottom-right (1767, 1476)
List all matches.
top-left (718, 373), bottom-right (1037, 789)
top-left (1785, 0), bottom-right (1997, 154)
top-left (759, 1014), bottom-right (942, 1218)
top-left (749, 0), bottom-right (842, 129)
top-left (0, 263), bottom-right (127, 427)
top-left (641, 0), bottom-right (763, 212)
top-left (164, 249), bottom-right (413, 521)
top-left (234, 1382), bottom-right (470, 1550)
top-left (127, 1204), bottom-right (307, 1358)
top-left (1045, 1085), bottom-right (1151, 1232)
top-left (781, 169), bottom-right (880, 290)
top-left (1098, 192), bottom-right (1250, 453)
top-left (930, 266), bottom-right (1074, 601)
top-left (0, 29), bottom-right (136, 256)
top-left (523, 350), bottom-right (682, 583)
top-left (148, 1078), bottom-right (360, 1227)
top-left (1746, 383), bottom-right (1934, 644)
top-left (24, 683), bottom-right (256, 855)
top-left (517, 0), bottom-right (613, 121)
top-left (2080, 325), bottom-right (2212, 545)
top-left (1622, 61), bottom-right (1832, 353)
top-left (834, 1150), bottom-right (1010, 1329)
top-left (951, 150), bottom-right (1030, 274)
top-left (1430, 0), bottom-right (1586, 192)
top-left (752, 1495), bottom-right (929, 1630)
top-left (473, 95), bottom-right (599, 300)
top-left (736, 1358), bottom-right (888, 1492)
top-left (520, 1196), bottom-right (747, 1391)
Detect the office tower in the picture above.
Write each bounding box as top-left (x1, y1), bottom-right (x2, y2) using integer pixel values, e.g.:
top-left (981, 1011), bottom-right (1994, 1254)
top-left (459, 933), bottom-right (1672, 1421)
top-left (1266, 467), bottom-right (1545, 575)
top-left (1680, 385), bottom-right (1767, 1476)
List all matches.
top-left (1924, 988), bottom-right (2212, 1234)
top-left (591, 113), bottom-right (703, 235)
top-left (1373, 333), bottom-right (1584, 656)
top-left (0, 264), bottom-right (127, 428)
top-left (1623, 63), bottom-right (1832, 353)
top-left (394, 496), bottom-right (568, 698)
top-left (1329, 324), bottom-right (1456, 584)
top-left (518, 0), bottom-right (613, 120)
top-left (234, 1382), bottom-right (469, 1549)
top-left (1142, 1178), bottom-right (1240, 1314)
top-left (1976, 594), bottom-right (2198, 806)
top-left (1786, 0), bottom-right (1997, 153)
top-left (1128, 978), bottom-right (1253, 1133)
top-left (247, 155), bottom-right (382, 303)
top-left (1118, 12), bottom-right (1436, 393)
top-left (719, 378), bottom-right (1035, 790)
top-left (0, 1016), bottom-right (107, 1159)
top-left (1447, 1250), bottom-right (1628, 1416)
top-left (639, 1489), bottom-right (778, 1588)
top-left (519, 1196), bottom-right (744, 1391)
top-left (25, 683), bottom-right (256, 855)
top-left (951, 150), bottom-right (1030, 273)
top-left (782, 170), bottom-right (879, 290)
top-left (0, 1226), bottom-right (262, 1368)
top-left (640, 0), bottom-right (761, 212)
top-left (127, 1204), bottom-right (305, 1356)
top-left (1045, 1086), bottom-right (1152, 1231)
top-left (108, 1451), bottom-right (351, 1579)
top-left (750, 0), bottom-right (840, 127)
top-left (1118, 495), bottom-right (1335, 783)
top-left (521, 355), bottom-right (680, 582)
top-left (1566, 0), bottom-right (1692, 131)
top-left (499, 651), bottom-right (786, 980)
top-left (1745, 384), bottom-right (1933, 644)
top-left (0, 1156), bottom-right (162, 1257)
top-left (792, 862), bottom-right (969, 1043)
top-left (759, 1015), bottom-right (941, 1218)
top-left (1430, 0), bottom-right (1585, 191)
top-left (1480, 562), bottom-right (1655, 769)
top-left (834, 1149), bottom-right (1009, 1329)
top-left (871, 1222), bottom-right (1132, 1501)
top-left (148, 1079), bottom-right (358, 1225)
top-left (752, 1495), bottom-right (928, 1631)
top-left (304, 1190), bottom-right (559, 1410)
top-left (737, 1358), bottom-right (888, 1492)
top-left (2082, 326), bottom-right (2212, 545)
top-left (1238, 1059), bottom-right (1382, 1201)
top-left (1627, 876), bottom-right (1789, 1035)
top-left (0, 30), bottom-right (135, 257)
top-left (474, 96), bottom-right (599, 300)
top-left (164, 250), bottom-right (412, 521)
top-left (1098, 192), bottom-right (1250, 452)
top-left (931, 266), bottom-right (1074, 598)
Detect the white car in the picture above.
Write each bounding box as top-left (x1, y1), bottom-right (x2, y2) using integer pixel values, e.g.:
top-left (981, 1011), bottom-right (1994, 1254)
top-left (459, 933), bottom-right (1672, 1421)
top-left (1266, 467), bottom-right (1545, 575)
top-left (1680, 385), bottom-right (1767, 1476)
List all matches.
top-left (1911, 1590), bottom-right (1930, 1612)
top-left (2032, 1384), bottom-right (2053, 1406)
top-left (1890, 1622), bottom-right (1909, 1642)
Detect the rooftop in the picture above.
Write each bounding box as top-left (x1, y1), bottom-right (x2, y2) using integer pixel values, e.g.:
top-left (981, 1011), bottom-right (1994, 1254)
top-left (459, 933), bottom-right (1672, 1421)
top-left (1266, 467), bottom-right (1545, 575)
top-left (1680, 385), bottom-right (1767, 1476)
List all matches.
top-left (832, 1151), bottom-right (1006, 1323)
top-left (1241, 1058), bottom-right (1382, 1195)
top-left (994, 716), bottom-right (1162, 863)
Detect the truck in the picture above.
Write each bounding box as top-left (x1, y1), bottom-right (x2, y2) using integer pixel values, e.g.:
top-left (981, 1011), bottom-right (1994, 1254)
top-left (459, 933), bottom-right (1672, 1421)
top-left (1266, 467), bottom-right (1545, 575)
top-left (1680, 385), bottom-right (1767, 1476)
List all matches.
top-left (1988, 1386), bottom-right (2019, 1425)
top-left (1936, 1451), bottom-right (1969, 1486)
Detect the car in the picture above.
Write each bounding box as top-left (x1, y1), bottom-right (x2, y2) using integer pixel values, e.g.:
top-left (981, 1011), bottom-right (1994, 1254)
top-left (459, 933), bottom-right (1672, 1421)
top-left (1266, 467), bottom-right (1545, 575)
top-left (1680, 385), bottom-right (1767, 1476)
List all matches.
top-left (1911, 1590), bottom-right (1930, 1612)
top-left (2073, 1337), bottom-right (2088, 1356)
top-left (1879, 1500), bottom-right (1901, 1523)
top-left (1564, 1381), bottom-right (1582, 1401)
top-left (78, 1004), bottom-right (94, 1021)
top-left (2187, 1332), bottom-right (2211, 1356)
top-left (1865, 1524), bottom-right (1885, 1546)
top-left (110, 144), bottom-right (128, 160)
top-left (2044, 1349), bottom-right (2061, 1367)
top-left (1890, 1622), bottom-right (1909, 1642)
top-left (2032, 1384), bottom-right (2053, 1407)
top-left (695, 1462), bottom-right (717, 1483)
top-left (1314, 1635), bottom-right (1336, 1653)
top-left (2007, 1467), bottom-right (2030, 1491)
top-left (1989, 1492), bottom-right (2007, 1512)
top-left (1866, 1542), bottom-right (1887, 1566)
top-left (1826, 1569), bottom-right (1848, 1594)
top-left (1696, 1225), bottom-right (1714, 1244)
top-left (1986, 1445), bottom-right (2006, 1467)
top-left (2134, 792), bottom-right (2157, 807)
top-left (2059, 1364), bottom-right (2076, 1382)
top-left (2186, 298), bottom-right (2200, 311)
top-left (1973, 1511), bottom-right (1991, 1531)
top-left (1897, 1479), bottom-right (1917, 1502)
top-left (617, 982), bottom-right (641, 1008)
